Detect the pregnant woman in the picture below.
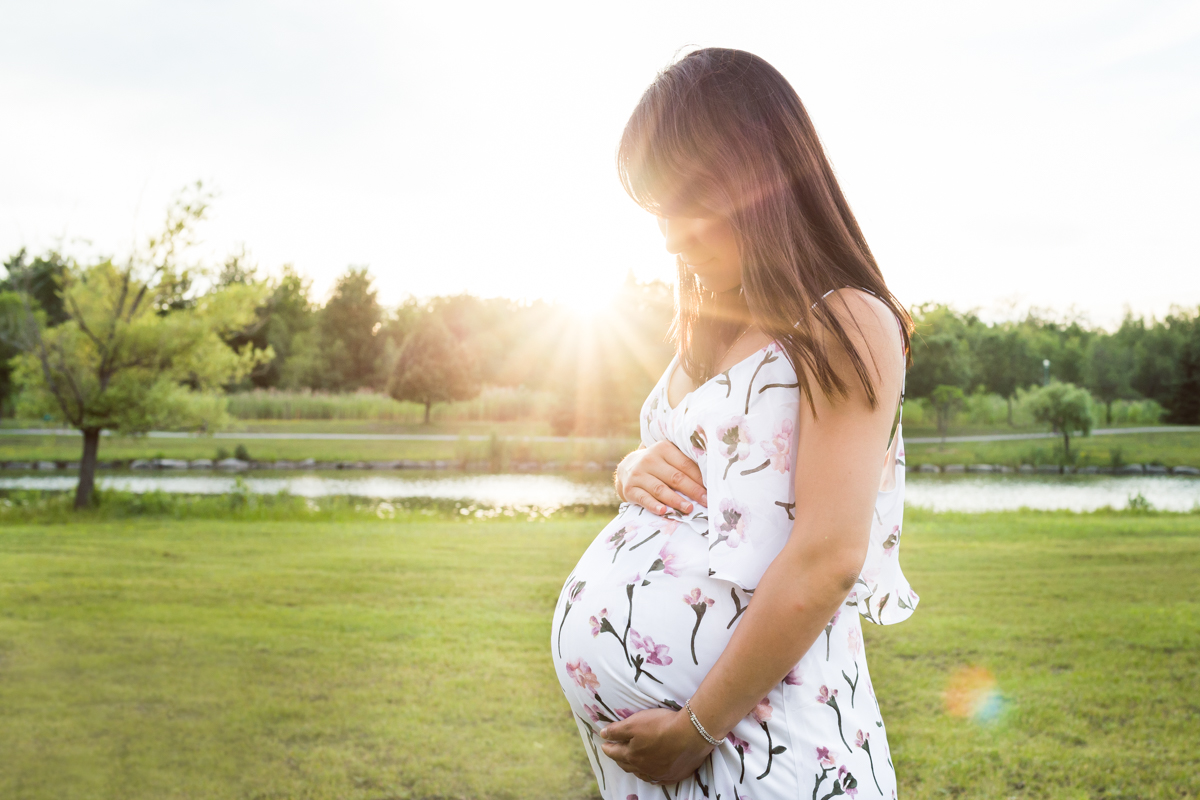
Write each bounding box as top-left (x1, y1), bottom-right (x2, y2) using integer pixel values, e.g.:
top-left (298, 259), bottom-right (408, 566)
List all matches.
top-left (551, 48), bottom-right (918, 798)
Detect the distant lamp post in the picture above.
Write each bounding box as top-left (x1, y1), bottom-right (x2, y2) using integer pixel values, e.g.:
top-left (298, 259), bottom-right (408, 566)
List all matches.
top-left (1043, 359), bottom-right (1051, 386)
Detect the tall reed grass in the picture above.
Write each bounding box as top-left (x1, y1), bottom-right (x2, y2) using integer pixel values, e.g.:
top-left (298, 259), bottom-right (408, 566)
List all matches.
top-left (226, 386), bottom-right (557, 423)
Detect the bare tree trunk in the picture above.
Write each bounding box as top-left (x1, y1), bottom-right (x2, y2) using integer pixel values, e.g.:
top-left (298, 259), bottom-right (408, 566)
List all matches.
top-left (423, 401), bottom-right (431, 425)
top-left (1062, 430), bottom-right (1071, 465)
top-left (1106, 400), bottom-right (1113, 425)
top-left (75, 427), bottom-right (101, 509)
top-left (1006, 395), bottom-right (1014, 427)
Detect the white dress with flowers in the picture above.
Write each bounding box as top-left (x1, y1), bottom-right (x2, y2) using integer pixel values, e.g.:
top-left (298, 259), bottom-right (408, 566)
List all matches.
top-left (551, 332), bottom-right (918, 800)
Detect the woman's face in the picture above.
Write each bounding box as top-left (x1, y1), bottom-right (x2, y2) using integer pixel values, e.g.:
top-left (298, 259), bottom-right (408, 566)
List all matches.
top-left (656, 212), bottom-right (742, 293)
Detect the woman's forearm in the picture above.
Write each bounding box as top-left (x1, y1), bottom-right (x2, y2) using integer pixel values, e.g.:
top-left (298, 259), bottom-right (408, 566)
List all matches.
top-left (684, 527), bottom-right (866, 739)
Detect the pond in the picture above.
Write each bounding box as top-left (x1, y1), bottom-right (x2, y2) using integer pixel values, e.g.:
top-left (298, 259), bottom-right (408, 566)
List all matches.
top-left (2, 470), bottom-right (1199, 513)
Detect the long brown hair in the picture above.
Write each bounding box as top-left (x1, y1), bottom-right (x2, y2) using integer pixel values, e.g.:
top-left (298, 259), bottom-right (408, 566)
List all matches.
top-left (618, 47), bottom-right (911, 410)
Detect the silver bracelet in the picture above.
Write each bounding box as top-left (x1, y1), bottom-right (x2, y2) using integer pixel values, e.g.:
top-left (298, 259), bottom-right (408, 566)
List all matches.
top-left (684, 699), bottom-right (722, 747)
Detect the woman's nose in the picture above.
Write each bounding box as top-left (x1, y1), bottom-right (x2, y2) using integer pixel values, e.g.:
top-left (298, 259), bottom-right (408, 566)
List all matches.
top-left (658, 217), bottom-right (689, 256)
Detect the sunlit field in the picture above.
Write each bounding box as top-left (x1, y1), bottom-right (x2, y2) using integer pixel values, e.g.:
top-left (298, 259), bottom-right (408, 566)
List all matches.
top-left (1, 509), bottom-right (1196, 799)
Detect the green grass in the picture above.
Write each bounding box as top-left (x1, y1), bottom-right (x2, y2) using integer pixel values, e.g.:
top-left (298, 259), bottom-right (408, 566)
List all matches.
top-left (5, 428), bottom-right (1197, 469)
top-left (906, 430), bottom-right (1200, 468)
top-left (0, 431), bottom-right (640, 467)
top-left (1, 510), bottom-right (1197, 799)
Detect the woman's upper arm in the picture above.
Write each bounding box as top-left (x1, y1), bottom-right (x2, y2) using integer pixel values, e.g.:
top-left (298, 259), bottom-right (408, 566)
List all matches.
top-left (787, 290), bottom-right (905, 582)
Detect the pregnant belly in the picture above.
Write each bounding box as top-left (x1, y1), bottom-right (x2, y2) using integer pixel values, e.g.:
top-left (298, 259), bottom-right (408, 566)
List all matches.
top-left (551, 506), bottom-right (746, 725)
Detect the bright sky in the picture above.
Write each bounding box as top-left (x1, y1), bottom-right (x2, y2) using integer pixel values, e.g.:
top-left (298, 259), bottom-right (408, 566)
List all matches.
top-left (2, 1), bottom-right (1197, 325)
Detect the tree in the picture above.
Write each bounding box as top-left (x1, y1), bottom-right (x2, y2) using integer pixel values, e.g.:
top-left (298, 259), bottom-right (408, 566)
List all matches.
top-left (317, 267), bottom-right (384, 390)
top-left (930, 384), bottom-right (965, 438)
top-left (976, 324), bottom-right (1040, 426)
top-left (1083, 335), bottom-right (1134, 425)
top-left (1164, 312), bottom-right (1200, 424)
top-left (217, 256), bottom-right (315, 389)
top-left (5, 186), bottom-right (268, 508)
top-left (1027, 381), bottom-right (1094, 463)
top-left (388, 310), bottom-right (480, 424)
top-left (0, 249), bottom-right (71, 413)
top-left (906, 304), bottom-right (974, 399)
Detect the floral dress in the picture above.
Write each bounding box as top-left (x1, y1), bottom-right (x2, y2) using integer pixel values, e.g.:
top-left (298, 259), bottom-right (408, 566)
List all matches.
top-left (551, 333), bottom-right (918, 800)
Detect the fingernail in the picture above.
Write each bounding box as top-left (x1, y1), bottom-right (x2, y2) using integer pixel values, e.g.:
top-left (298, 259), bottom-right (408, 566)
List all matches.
top-left (701, 493), bottom-right (708, 505)
top-left (659, 506), bottom-right (666, 514)
top-left (599, 727), bottom-right (608, 739)
top-left (683, 502), bottom-right (693, 513)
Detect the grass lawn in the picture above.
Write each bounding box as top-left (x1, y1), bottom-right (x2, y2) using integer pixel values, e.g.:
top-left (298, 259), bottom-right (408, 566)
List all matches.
top-left (0, 510), bottom-right (1197, 799)
top-left (905, 430), bottom-right (1200, 469)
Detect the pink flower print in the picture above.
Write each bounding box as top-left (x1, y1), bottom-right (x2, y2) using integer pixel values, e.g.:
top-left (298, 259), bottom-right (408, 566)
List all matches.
top-left (816, 746), bottom-right (836, 768)
top-left (625, 571), bottom-right (643, 586)
top-left (727, 731), bottom-right (752, 782)
top-left (614, 707), bottom-right (635, 719)
top-left (838, 764), bottom-right (859, 797)
top-left (583, 703), bottom-right (607, 723)
top-left (588, 608), bottom-right (609, 638)
top-left (715, 416), bottom-right (754, 478)
top-left (751, 697), bottom-right (773, 724)
top-left (629, 629), bottom-right (673, 666)
top-left (605, 524), bottom-right (637, 562)
top-left (565, 659), bottom-right (600, 692)
top-left (715, 497), bottom-right (750, 549)
top-left (726, 731), bottom-right (752, 754)
top-left (856, 727), bottom-right (882, 792)
top-left (882, 524), bottom-right (899, 554)
top-left (823, 608), bottom-right (841, 659)
top-left (627, 795), bottom-right (639, 800)
top-left (688, 425), bottom-right (707, 459)
top-left (848, 626), bottom-right (862, 658)
top-left (660, 517), bottom-right (679, 536)
top-left (764, 417), bottom-right (794, 474)
top-left (783, 664), bottom-right (803, 686)
top-left (649, 544), bottom-right (681, 577)
top-left (818, 685), bottom-right (852, 749)
top-left (684, 587), bottom-right (715, 664)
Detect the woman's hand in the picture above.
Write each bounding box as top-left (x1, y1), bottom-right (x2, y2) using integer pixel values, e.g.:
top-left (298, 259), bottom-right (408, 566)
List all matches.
top-left (599, 708), bottom-right (714, 784)
top-left (615, 441), bottom-right (708, 514)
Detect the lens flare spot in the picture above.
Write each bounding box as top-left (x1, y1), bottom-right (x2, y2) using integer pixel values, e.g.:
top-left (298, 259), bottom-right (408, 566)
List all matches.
top-left (944, 665), bottom-right (1006, 723)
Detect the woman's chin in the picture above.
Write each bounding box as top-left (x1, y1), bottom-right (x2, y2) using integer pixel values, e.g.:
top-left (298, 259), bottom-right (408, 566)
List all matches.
top-left (697, 277), bottom-right (742, 294)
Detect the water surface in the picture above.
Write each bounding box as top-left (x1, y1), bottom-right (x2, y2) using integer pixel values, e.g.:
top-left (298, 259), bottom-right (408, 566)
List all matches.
top-left (1, 471), bottom-right (1197, 513)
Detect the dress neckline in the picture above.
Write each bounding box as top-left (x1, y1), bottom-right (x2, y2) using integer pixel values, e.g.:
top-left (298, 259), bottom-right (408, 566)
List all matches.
top-left (662, 343), bottom-right (775, 412)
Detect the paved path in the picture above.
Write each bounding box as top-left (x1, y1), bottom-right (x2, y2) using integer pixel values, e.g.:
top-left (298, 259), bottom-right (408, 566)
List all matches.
top-left (904, 426), bottom-right (1199, 444)
top-left (0, 428), bottom-right (614, 443)
top-left (3, 426), bottom-right (1196, 443)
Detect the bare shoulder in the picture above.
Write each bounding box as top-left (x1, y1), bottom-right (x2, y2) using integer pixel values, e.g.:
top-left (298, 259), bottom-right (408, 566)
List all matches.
top-left (812, 287), bottom-right (904, 398)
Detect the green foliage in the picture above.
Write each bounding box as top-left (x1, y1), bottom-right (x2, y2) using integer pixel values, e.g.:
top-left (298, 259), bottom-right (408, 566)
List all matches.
top-left (1024, 381), bottom-right (1095, 461)
top-left (2, 185), bottom-right (270, 506)
top-left (906, 304), bottom-right (976, 398)
top-left (905, 304), bottom-right (1199, 428)
top-left (388, 309), bottom-right (481, 424)
top-left (930, 384), bottom-right (965, 437)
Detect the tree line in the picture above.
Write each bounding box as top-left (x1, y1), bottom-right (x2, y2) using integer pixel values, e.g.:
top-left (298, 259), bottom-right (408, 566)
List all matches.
top-left (2, 188), bottom-right (1198, 506)
top-left (906, 303), bottom-right (1200, 427)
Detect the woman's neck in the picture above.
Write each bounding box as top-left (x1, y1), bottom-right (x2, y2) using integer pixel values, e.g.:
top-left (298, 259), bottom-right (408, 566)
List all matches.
top-left (708, 284), bottom-right (752, 333)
